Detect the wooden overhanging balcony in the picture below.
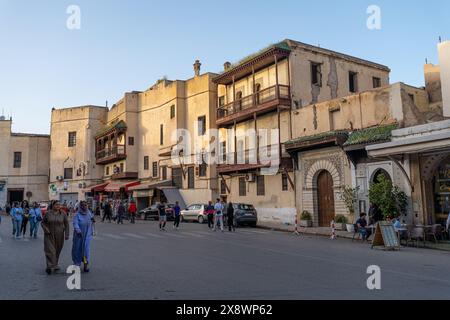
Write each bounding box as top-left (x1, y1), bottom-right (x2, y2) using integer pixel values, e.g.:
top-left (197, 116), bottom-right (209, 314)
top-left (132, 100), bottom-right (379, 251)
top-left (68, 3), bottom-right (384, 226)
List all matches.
top-left (96, 145), bottom-right (126, 165)
top-left (216, 85), bottom-right (291, 126)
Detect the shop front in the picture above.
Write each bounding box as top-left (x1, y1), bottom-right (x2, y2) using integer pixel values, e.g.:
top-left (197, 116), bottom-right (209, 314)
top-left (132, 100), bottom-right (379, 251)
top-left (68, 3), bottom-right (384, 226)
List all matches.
top-left (367, 120), bottom-right (450, 225)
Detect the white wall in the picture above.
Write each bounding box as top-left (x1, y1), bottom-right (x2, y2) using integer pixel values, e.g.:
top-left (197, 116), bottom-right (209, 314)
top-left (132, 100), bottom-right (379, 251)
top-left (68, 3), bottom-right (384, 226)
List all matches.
top-left (438, 41), bottom-right (450, 117)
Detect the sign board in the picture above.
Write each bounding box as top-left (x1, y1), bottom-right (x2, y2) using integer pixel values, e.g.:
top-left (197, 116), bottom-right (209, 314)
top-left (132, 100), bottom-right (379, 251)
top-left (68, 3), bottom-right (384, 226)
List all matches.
top-left (133, 189), bottom-right (154, 198)
top-left (371, 222), bottom-right (400, 250)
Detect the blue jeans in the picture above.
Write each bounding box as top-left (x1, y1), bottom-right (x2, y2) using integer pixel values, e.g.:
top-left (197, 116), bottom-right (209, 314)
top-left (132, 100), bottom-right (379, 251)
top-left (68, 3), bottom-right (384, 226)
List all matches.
top-left (30, 220), bottom-right (40, 237)
top-left (13, 219), bottom-right (22, 237)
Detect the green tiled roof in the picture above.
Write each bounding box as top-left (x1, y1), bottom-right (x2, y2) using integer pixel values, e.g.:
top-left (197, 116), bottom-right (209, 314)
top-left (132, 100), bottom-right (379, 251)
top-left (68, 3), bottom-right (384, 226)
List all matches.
top-left (229, 41), bottom-right (291, 70)
top-left (285, 130), bottom-right (349, 146)
top-left (343, 124), bottom-right (397, 146)
top-left (95, 120), bottom-right (127, 138)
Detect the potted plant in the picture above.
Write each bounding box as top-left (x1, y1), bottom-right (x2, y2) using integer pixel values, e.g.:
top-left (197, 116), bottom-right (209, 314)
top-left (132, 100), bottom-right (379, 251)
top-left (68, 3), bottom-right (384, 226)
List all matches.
top-left (339, 186), bottom-right (359, 232)
top-left (334, 215), bottom-right (348, 231)
top-left (299, 210), bottom-right (313, 227)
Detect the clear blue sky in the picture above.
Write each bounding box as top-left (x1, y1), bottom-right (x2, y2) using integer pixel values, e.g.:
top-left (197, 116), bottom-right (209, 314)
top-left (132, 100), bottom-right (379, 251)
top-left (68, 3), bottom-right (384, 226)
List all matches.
top-left (0, 0), bottom-right (449, 134)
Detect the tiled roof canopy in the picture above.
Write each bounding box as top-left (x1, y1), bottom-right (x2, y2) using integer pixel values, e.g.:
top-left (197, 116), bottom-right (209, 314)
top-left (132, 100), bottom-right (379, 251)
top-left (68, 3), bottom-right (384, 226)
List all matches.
top-left (343, 124), bottom-right (398, 147)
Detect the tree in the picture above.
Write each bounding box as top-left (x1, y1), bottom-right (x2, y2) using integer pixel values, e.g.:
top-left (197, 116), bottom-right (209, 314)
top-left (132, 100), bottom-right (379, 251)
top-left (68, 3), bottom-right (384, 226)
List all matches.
top-left (368, 175), bottom-right (408, 219)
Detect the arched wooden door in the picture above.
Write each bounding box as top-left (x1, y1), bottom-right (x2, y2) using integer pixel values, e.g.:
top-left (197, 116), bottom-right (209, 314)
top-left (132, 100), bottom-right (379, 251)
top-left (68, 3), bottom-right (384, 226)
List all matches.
top-left (317, 170), bottom-right (335, 227)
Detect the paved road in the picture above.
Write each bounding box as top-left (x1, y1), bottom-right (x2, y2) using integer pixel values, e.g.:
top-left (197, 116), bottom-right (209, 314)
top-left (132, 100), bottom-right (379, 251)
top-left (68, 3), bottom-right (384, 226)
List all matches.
top-left (1, 216), bottom-right (450, 300)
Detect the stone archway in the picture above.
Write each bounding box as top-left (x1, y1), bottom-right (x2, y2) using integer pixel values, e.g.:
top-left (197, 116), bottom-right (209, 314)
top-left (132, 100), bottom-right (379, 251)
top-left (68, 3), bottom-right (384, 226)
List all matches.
top-left (303, 159), bottom-right (342, 227)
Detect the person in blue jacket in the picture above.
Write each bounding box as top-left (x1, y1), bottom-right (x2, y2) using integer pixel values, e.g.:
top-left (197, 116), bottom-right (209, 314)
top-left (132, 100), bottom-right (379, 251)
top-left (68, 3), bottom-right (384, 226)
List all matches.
top-left (72, 201), bottom-right (95, 272)
top-left (29, 202), bottom-right (42, 239)
top-left (11, 202), bottom-right (23, 239)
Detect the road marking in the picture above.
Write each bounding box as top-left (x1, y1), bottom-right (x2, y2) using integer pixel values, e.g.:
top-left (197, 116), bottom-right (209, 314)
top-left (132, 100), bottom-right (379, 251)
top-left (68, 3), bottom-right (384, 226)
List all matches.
top-left (145, 233), bottom-right (164, 238)
top-left (163, 232), bottom-right (186, 238)
top-left (122, 233), bottom-right (147, 239)
top-left (180, 232), bottom-right (205, 238)
top-left (195, 231), bottom-right (213, 235)
top-left (238, 229), bottom-right (269, 235)
top-left (103, 233), bottom-right (127, 240)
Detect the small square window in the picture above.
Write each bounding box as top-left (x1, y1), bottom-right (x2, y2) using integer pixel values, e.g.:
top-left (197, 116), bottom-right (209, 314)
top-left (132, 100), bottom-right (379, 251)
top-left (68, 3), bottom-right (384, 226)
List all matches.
top-left (198, 116), bottom-right (206, 136)
top-left (152, 162), bottom-right (158, 177)
top-left (282, 173), bottom-right (289, 191)
top-left (64, 168), bottom-right (73, 180)
top-left (128, 136), bottom-right (134, 145)
top-left (68, 132), bottom-right (76, 147)
top-left (372, 77), bottom-right (381, 88)
top-left (311, 62), bottom-right (322, 87)
top-left (13, 152), bottom-right (22, 168)
top-left (349, 72), bottom-right (358, 93)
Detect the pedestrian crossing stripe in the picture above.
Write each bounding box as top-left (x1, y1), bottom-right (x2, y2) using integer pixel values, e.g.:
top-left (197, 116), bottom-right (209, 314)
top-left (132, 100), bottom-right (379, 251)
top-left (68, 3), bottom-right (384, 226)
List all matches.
top-left (144, 233), bottom-right (164, 238)
top-left (179, 232), bottom-right (204, 238)
top-left (103, 233), bottom-right (127, 240)
top-left (163, 232), bottom-right (185, 238)
top-left (122, 233), bottom-right (146, 239)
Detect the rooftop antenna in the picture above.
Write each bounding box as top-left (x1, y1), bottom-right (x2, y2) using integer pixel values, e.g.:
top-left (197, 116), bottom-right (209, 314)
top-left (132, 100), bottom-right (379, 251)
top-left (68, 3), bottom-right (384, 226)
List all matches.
top-left (426, 58), bottom-right (428, 64)
top-left (439, 36), bottom-right (442, 43)
top-left (106, 100), bottom-right (108, 108)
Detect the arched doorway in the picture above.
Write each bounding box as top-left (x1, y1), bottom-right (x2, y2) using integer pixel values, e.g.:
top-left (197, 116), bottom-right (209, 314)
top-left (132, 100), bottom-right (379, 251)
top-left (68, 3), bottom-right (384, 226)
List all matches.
top-left (317, 170), bottom-right (335, 227)
top-left (372, 168), bottom-right (391, 184)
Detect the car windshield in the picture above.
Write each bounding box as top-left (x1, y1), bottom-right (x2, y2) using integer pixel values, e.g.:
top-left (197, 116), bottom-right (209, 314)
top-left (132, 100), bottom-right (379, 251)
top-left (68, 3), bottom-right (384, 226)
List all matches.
top-left (236, 204), bottom-right (254, 210)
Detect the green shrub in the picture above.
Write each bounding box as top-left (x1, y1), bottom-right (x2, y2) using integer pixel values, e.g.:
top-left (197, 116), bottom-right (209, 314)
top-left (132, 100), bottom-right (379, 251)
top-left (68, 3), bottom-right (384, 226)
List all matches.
top-left (368, 175), bottom-right (408, 219)
top-left (300, 210), bottom-right (312, 221)
top-left (335, 215), bottom-right (348, 224)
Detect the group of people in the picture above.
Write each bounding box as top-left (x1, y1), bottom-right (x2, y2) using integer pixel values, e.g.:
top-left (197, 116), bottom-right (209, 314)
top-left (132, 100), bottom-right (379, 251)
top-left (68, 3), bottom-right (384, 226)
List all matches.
top-left (205, 199), bottom-right (236, 232)
top-left (154, 198), bottom-right (236, 233)
top-left (1, 200), bottom-right (95, 275)
top-left (100, 199), bottom-right (137, 224)
top-left (41, 200), bottom-right (95, 274)
top-left (6, 201), bottom-right (43, 239)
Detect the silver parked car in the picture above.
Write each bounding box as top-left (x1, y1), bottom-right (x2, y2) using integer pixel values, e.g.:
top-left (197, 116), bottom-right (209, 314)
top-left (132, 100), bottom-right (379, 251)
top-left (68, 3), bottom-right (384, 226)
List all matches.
top-left (180, 204), bottom-right (208, 223)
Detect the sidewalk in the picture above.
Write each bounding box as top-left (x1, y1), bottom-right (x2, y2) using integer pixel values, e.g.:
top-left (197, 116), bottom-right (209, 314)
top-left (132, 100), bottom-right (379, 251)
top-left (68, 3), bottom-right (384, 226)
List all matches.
top-left (256, 220), bottom-right (355, 239)
top-left (256, 220), bottom-right (450, 251)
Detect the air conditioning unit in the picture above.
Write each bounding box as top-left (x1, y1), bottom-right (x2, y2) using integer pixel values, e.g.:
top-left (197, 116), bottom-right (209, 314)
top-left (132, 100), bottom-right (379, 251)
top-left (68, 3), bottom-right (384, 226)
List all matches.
top-left (245, 173), bottom-right (256, 182)
top-left (56, 175), bottom-right (64, 182)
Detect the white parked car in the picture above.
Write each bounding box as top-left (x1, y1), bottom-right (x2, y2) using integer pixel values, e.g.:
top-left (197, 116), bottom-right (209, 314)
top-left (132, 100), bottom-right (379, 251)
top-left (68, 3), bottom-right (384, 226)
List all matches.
top-left (180, 204), bottom-right (208, 223)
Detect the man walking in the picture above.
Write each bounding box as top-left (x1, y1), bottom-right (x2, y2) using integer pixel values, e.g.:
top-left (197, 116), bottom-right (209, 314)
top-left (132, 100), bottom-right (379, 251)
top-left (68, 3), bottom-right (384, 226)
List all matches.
top-left (102, 200), bottom-right (112, 222)
top-left (206, 201), bottom-right (214, 229)
top-left (173, 201), bottom-right (181, 230)
top-left (158, 202), bottom-right (167, 231)
top-left (213, 198), bottom-right (224, 232)
top-left (117, 201), bottom-right (125, 224)
top-left (128, 200), bottom-right (137, 224)
top-left (226, 202), bottom-right (235, 232)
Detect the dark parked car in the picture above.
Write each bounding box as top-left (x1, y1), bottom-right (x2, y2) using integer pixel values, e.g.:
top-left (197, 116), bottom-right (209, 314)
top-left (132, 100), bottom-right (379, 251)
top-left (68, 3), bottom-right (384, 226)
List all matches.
top-left (224, 203), bottom-right (257, 227)
top-left (139, 203), bottom-right (175, 221)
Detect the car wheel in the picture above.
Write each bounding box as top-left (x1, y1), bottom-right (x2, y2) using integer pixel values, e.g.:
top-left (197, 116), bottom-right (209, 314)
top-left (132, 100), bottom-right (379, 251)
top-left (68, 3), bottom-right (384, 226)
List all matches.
top-left (198, 216), bottom-right (204, 224)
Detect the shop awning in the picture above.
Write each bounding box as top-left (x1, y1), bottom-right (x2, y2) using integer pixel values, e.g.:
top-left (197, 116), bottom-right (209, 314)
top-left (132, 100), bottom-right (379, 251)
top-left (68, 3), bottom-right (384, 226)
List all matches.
top-left (128, 179), bottom-right (173, 191)
top-left (105, 181), bottom-right (140, 192)
top-left (89, 182), bottom-right (109, 192)
top-left (160, 187), bottom-right (186, 209)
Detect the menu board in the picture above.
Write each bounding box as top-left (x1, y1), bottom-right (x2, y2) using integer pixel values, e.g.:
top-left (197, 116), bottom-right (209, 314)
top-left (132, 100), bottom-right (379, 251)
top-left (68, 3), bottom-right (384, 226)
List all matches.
top-left (371, 222), bottom-right (400, 250)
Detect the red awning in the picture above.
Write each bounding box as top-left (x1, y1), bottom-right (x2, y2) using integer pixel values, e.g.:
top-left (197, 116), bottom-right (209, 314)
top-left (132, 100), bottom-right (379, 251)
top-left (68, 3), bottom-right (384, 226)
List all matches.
top-left (89, 182), bottom-right (109, 192)
top-left (104, 181), bottom-right (140, 192)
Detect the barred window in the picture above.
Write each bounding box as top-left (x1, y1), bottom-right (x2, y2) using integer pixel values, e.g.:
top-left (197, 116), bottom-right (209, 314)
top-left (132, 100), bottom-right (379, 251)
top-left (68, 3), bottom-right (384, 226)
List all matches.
top-left (239, 177), bottom-right (246, 196)
top-left (256, 175), bottom-right (265, 196)
top-left (68, 132), bottom-right (76, 147)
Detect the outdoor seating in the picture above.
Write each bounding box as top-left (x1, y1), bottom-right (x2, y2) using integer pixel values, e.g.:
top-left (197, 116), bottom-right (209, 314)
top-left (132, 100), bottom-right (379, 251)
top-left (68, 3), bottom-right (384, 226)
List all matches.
top-left (352, 224), bottom-right (369, 242)
top-left (426, 224), bottom-right (444, 242)
top-left (406, 225), bottom-right (426, 247)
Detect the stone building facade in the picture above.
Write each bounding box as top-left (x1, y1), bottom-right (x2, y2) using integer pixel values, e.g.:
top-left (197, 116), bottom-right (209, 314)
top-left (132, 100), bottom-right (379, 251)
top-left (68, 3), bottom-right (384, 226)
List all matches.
top-left (0, 118), bottom-right (50, 206)
top-left (213, 39), bottom-right (390, 225)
